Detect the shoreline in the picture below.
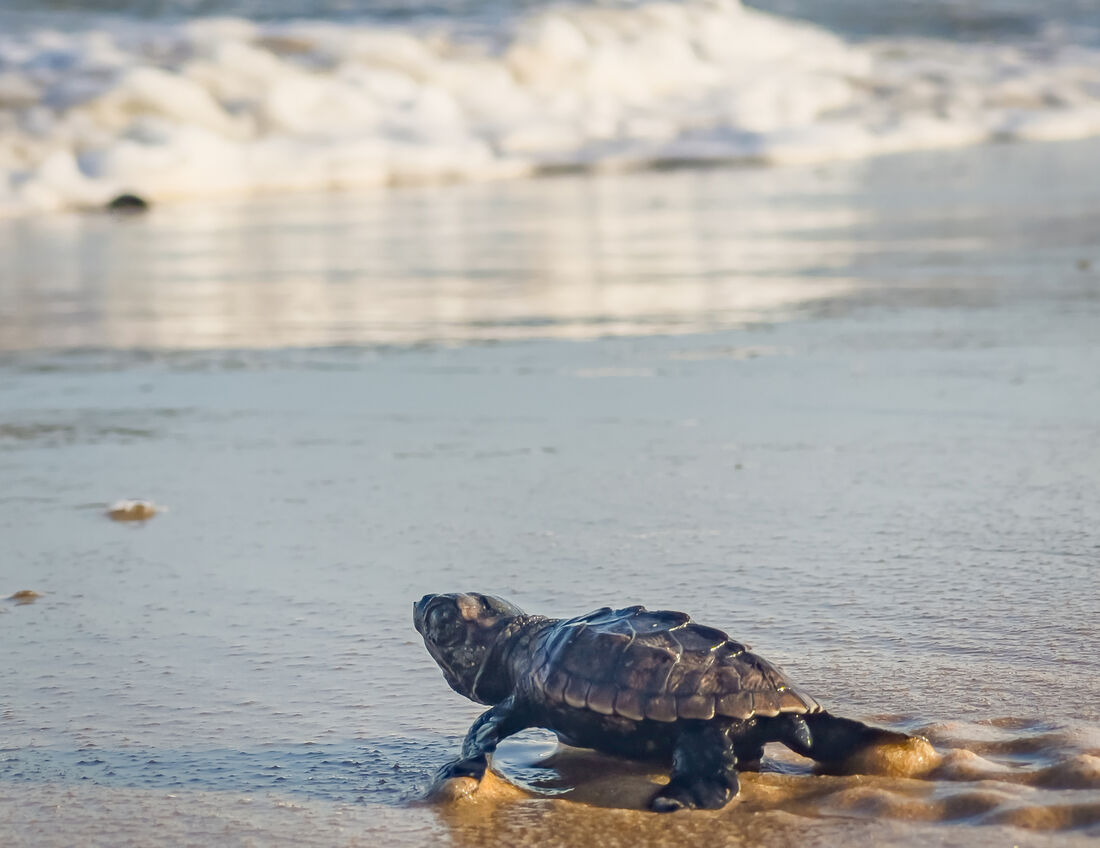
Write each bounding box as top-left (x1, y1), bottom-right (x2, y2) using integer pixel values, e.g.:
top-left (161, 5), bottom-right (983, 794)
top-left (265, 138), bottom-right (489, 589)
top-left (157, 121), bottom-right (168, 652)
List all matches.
top-left (4, 135), bottom-right (1100, 355)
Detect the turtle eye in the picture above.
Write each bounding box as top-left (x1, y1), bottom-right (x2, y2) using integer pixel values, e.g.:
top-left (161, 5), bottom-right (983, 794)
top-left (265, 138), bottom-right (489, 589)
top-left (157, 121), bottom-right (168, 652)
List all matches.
top-left (428, 604), bottom-right (465, 646)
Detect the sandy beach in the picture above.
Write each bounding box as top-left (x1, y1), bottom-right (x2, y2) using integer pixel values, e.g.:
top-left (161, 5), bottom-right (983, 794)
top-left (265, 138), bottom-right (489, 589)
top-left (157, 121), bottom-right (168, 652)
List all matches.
top-left (1, 134), bottom-right (1098, 844)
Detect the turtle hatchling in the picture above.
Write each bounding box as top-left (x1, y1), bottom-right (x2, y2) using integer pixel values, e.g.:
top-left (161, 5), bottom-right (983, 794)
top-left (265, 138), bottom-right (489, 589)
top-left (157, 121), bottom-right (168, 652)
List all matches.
top-left (414, 592), bottom-right (916, 812)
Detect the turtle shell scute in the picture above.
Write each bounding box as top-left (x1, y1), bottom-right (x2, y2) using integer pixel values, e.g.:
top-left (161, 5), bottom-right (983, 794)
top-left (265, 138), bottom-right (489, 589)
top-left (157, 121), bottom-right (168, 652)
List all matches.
top-left (530, 605), bottom-right (822, 722)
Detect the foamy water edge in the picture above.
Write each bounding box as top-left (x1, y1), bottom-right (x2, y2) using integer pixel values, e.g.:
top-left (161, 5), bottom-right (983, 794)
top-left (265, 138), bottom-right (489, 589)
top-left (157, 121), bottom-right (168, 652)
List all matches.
top-left (4, 0), bottom-right (1100, 216)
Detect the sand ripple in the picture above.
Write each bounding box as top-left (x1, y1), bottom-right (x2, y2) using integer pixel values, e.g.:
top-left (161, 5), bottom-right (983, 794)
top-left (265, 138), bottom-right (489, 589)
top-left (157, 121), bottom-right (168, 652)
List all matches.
top-left (429, 716), bottom-right (1100, 839)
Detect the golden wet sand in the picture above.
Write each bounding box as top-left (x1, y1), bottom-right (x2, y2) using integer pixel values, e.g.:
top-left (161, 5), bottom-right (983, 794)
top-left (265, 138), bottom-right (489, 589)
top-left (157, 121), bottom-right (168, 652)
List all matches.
top-left (420, 732), bottom-right (1099, 843)
top-left (424, 754), bottom-right (1099, 848)
top-left (4, 775), bottom-right (1097, 848)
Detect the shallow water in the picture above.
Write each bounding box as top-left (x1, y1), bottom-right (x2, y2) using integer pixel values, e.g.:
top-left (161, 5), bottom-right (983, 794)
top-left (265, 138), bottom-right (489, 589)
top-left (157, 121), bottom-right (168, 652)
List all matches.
top-left (4, 137), bottom-right (1100, 352)
top-left (1, 139), bottom-right (1099, 845)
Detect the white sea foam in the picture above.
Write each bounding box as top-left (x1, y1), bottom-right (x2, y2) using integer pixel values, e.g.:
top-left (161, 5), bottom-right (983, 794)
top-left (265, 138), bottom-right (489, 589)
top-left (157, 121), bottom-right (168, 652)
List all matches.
top-left (3, 0), bottom-right (1100, 216)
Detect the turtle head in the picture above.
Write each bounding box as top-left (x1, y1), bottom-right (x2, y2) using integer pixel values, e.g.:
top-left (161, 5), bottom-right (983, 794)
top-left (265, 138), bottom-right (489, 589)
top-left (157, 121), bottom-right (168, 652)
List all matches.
top-left (413, 592), bottom-right (525, 705)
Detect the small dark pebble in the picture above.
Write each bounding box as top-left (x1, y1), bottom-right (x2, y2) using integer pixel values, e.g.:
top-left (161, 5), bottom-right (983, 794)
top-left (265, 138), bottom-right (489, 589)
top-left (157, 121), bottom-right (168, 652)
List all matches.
top-left (106, 193), bottom-right (150, 213)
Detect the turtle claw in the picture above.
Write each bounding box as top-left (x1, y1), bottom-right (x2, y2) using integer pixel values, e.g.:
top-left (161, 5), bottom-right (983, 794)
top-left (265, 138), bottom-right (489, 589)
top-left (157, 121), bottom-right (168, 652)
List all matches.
top-left (649, 793), bottom-right (688, 813)
top-left (435, 755), bottom-right (488, 783)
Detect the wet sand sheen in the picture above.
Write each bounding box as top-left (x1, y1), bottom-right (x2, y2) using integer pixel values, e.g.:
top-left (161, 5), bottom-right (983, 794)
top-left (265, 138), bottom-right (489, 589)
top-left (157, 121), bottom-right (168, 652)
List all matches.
top-left (439, 720), bottom-right (1100, 835)
top-left (7, 755), bottom-right (1097, 848)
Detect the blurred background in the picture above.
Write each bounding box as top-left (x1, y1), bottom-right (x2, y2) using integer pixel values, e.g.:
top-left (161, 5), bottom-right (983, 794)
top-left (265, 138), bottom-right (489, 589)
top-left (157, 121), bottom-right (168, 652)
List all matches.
top-left (3, 0), bottom-right (1100, 220)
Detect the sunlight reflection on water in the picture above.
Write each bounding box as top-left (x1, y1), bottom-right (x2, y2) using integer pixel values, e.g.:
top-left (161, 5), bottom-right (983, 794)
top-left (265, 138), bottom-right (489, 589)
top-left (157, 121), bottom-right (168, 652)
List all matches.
top-left (4, 163), bottom-right (872, 351)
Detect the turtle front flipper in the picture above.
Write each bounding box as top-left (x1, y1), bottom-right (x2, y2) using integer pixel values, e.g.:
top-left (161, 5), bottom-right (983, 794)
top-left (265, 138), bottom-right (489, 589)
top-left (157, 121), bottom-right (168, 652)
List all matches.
top-left (432, 697), bottom-right (529, 797)
top-left (649, 724), bottom-right (741, 812)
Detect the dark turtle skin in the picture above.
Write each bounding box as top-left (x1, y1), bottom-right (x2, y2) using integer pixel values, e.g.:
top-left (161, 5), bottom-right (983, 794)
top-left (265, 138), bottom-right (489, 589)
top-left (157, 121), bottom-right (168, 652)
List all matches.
top-left (414, 592), bottom-right (911, 812)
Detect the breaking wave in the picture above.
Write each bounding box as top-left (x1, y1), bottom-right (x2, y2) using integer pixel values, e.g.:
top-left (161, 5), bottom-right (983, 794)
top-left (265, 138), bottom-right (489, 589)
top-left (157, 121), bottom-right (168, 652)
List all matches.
top-left (3, 0), bottom-right (1100, 215)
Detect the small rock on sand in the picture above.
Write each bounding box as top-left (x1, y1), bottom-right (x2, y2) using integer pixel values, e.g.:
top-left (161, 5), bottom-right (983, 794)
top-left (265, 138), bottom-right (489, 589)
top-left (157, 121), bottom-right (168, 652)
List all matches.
top-left (106, 193), bottom-right (150, 214)
top-left (107, 500), bottom-right (158, 521)
top-left (6, 590), bottom-right (42, 605)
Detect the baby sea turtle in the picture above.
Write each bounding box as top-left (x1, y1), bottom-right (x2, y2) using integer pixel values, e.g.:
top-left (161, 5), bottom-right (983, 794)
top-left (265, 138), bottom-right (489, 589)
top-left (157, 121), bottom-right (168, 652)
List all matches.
top-left (414, 592), bottom-right (913, 812)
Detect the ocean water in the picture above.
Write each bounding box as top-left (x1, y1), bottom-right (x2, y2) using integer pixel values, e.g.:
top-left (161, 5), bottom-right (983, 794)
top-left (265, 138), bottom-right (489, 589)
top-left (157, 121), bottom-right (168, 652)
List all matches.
top-left (3, 0), bottom-right (1100, 215)
top-left (2, 137), bottom-right (1099, 844)
top-left (4, 0), bottom-right (1100, 39)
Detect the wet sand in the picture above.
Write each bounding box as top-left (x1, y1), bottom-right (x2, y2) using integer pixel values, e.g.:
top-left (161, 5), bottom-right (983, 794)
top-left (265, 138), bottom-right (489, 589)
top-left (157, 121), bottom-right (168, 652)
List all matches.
top-left (1, 138), bottom-right (1099, 845)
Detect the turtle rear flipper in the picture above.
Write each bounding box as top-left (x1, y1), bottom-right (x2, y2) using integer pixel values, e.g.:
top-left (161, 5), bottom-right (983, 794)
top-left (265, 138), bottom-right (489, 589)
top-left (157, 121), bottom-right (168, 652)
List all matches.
top-left (780, 712), bottom-right (910, 763)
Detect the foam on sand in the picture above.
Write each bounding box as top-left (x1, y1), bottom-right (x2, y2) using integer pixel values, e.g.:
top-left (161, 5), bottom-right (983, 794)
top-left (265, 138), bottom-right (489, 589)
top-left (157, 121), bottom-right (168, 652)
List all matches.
top-left (4, 0), bottom-right (1100, 216)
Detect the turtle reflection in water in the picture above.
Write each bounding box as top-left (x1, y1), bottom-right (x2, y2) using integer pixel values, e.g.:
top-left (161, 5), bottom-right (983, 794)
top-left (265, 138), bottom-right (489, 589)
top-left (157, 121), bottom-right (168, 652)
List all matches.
top-left (414, 592), bottom-right (919, 812)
